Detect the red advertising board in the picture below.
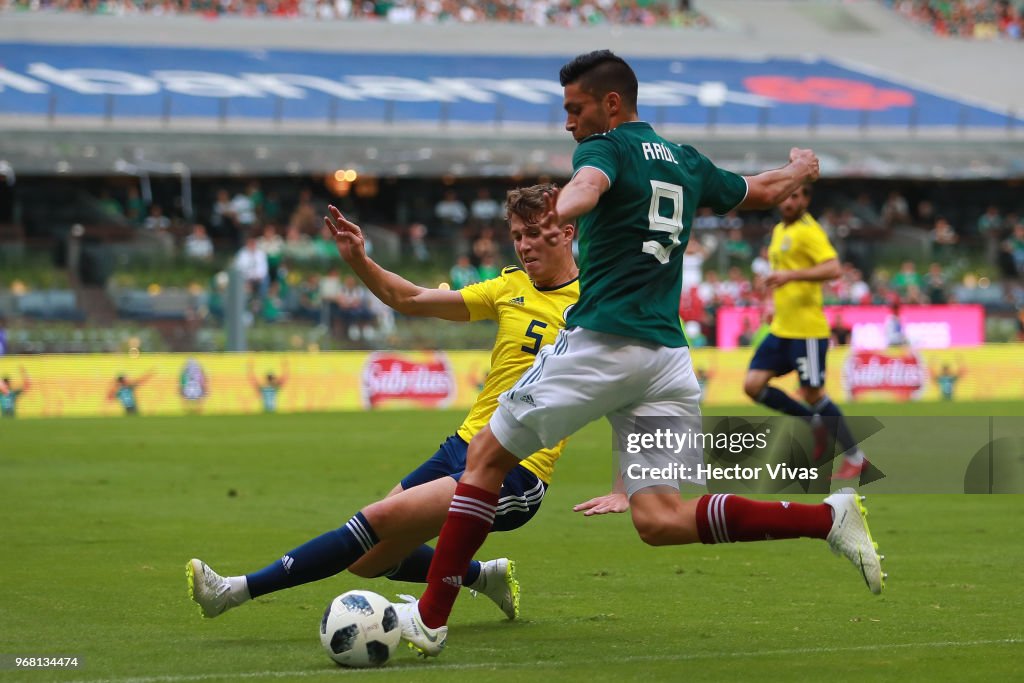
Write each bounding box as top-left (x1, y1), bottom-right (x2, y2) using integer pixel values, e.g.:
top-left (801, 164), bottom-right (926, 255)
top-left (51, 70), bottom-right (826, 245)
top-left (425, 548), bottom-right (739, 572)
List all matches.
top-left (360, 352), bottom-right (456, 409)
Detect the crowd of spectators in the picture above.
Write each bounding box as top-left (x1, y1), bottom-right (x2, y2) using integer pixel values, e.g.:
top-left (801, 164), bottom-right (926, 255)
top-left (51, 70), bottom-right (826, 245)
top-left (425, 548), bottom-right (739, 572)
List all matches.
top-left (7, 175), bottom-right (1024, 347)
top-left (673, 187), bottom-right (1024, 347)
top-left (202, 239), bottom-right (397, 340)
top-left (887, 0), bottom-right (1023, 40)
top-left (0, 0), bottom-right (708, 27)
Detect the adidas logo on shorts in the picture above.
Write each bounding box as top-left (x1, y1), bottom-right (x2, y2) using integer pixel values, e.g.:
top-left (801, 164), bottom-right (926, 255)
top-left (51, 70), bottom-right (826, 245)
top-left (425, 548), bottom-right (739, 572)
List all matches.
top-left (507, 296), bottom-right (525, 306)
top-left (519, 394), bottom-right (536, 407)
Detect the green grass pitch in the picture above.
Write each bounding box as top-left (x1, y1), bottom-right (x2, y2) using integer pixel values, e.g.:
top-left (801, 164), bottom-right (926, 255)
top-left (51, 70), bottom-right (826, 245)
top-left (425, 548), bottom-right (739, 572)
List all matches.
top-left (2, 402), bottom-right (1022, 682)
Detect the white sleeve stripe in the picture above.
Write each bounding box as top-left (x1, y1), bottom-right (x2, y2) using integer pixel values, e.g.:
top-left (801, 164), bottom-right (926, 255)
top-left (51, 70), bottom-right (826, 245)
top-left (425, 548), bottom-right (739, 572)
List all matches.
top-left (716, 176), bottom-right (749, 216)
top-left (572, 165), bottom-right (612, 187)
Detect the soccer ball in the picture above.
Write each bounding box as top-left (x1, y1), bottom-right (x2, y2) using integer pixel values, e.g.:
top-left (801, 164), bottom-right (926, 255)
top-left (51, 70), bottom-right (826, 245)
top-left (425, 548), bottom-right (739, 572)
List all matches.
top-left (319, 590), bottom-right (401, 668)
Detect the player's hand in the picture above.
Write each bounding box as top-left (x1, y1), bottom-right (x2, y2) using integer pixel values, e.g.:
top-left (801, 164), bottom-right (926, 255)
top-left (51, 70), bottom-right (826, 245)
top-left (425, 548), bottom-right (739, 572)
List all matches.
top-left (573, 492), bottom-right (629, 516)
top-left (539, 186), bottom-right (564, 246)
top-left (325, 205), bottom-right (366, 263)
top-left (764, 271), bottom-right (792, 289)
top-left (789, 147), bottom-right (820, 183)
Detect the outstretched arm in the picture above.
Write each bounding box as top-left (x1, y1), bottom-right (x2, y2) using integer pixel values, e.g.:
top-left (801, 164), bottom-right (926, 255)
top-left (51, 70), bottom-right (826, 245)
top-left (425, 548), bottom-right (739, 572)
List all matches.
top-left (325, 206), bottom-right (470, 321)
top-left (739, 148), bottom-right (820, 210)
top-left (278, 358), bottom-right (290, 387)
top-left (537, 170), bottom-right (609, 246)
top-left (247, 361), bottom-right (261, 391)
top-left (554, 168), bottom-right (608, 223)
top-left (136, 369), bottom-right (156, 387)
top-left (765, 258), bottom-right (841, 289)
top-left (573, 469), bottom-right (629, 516)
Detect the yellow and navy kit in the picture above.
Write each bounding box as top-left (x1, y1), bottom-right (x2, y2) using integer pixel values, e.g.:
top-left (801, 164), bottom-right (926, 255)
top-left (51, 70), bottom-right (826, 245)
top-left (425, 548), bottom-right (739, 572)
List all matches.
top-left (767, 213), bottom-right (838, 339)
top-left (457, 265), bottom-right (579, 483)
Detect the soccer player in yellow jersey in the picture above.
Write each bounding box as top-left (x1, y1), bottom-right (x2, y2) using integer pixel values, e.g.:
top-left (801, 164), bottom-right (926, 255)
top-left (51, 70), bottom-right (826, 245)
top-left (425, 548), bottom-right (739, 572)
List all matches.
top-left (743, 184), bottom-right (867, 479)
top-left (188, 184), bottom-right (603, 622)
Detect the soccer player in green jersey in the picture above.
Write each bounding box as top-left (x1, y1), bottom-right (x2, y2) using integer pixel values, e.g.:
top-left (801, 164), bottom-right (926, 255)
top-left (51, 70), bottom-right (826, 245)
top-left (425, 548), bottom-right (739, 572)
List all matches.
top-left (0, 366), bottom-right (31, 418)
top-left (248, 359), bottom-right (288, 413)
top-left (399, 50), bottom-right (885, 657)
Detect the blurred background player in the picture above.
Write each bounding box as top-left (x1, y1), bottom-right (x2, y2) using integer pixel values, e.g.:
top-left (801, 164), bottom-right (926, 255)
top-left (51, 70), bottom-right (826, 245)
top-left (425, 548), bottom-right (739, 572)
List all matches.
top-left (248, 359), bottom-right (289, 413)
top-left (0, 366), bottom-right (31, 418)
top-left (108, 370), bottom-right (155, 416)
top-left (187, 184), bottom-right (615, 623)
top-left (933, 358), bottom-right (967, 401)
top-left (742, 184), bottom-right (868, 481)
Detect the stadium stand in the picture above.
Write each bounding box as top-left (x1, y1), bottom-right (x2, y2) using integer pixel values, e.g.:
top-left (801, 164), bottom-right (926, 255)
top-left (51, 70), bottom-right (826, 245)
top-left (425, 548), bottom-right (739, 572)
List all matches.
top-left (1, 2), bottom-right (1023, 351)
top-left (0, 0), bottom-right (707, 26)
top-left (885, 0), bottom-right (1023, 40)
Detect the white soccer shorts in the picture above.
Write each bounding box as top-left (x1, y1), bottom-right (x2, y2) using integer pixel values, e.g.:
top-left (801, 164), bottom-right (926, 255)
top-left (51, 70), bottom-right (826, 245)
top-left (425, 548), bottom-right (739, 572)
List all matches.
top-left (489, 326), bottom-right (704, 497)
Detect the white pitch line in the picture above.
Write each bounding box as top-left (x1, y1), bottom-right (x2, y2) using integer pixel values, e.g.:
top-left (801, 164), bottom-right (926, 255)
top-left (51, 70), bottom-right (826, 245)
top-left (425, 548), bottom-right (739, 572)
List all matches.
top-left (65, 638), bottom-right (1023, 683)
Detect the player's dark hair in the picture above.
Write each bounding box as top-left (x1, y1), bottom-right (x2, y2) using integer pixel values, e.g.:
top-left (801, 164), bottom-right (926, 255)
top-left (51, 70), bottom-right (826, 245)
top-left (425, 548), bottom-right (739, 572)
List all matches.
top-left (506, 183), bottom-right (559, 225)
top-left (559, 50), bottom-right (638, 111)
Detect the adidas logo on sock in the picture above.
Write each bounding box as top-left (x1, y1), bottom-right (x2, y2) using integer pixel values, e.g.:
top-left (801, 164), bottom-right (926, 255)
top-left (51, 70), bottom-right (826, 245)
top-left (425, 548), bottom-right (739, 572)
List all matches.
top-left (508, 296), bottom-right (525, 306)
top-left (443, 576), bottom-right (463, 588)
top-left (281, 555), bottom-right (294, 573)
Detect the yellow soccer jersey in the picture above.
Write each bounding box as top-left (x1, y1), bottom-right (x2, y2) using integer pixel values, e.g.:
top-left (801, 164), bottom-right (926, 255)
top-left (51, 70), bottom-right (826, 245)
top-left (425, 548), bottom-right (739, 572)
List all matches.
top-left (457, 265), bottom-right (579, 484)
top-left (767, 213), bottom-right (838, 339)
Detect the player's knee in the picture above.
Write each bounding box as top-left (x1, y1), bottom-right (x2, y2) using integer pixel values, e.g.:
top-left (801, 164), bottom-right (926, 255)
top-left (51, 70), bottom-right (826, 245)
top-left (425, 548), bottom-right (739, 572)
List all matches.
top-left (360, 499), bottom-right (397, 535)
top-left (465, 435), bottom-right (518, 487)
top-left (743, 375), bottom-right (765, 401)
top-left (634, 517), bottom-right (676, 546)
top-left (632, 507), bottom-right (686, 546)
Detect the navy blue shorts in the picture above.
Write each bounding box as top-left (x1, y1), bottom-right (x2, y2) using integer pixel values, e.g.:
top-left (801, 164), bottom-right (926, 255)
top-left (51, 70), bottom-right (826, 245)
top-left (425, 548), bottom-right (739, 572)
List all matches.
top-left (749, 334), bottom-right (829, 387)
top-left (400, 434), bottom-right (547, 533)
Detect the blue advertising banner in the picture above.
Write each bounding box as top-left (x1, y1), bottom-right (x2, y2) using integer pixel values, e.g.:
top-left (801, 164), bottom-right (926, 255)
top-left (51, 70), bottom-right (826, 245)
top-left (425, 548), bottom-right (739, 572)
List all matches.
top-left (0, 43), bottom-right (1016, 128)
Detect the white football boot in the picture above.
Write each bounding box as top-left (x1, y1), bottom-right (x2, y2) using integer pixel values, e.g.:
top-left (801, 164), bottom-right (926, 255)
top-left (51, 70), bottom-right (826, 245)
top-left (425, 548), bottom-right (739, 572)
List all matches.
top-left (470, 558), bottom-right (520, 620)
top-left (824, 488), bottom-right (886, 595)
top-left (392, 598), bottom-right (447, 658)
top-left (186, 558), bottom-right (249, 618)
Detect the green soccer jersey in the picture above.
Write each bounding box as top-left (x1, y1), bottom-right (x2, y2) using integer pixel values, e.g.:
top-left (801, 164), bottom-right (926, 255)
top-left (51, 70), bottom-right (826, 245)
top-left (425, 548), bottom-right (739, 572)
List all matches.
top-left (568, 121), bottom-right (747, 347)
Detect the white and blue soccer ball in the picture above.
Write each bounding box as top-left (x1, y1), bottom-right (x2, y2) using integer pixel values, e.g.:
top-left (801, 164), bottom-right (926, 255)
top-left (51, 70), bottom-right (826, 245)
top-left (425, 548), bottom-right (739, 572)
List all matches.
top-left (319, 590), bottom-right (401, 668)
